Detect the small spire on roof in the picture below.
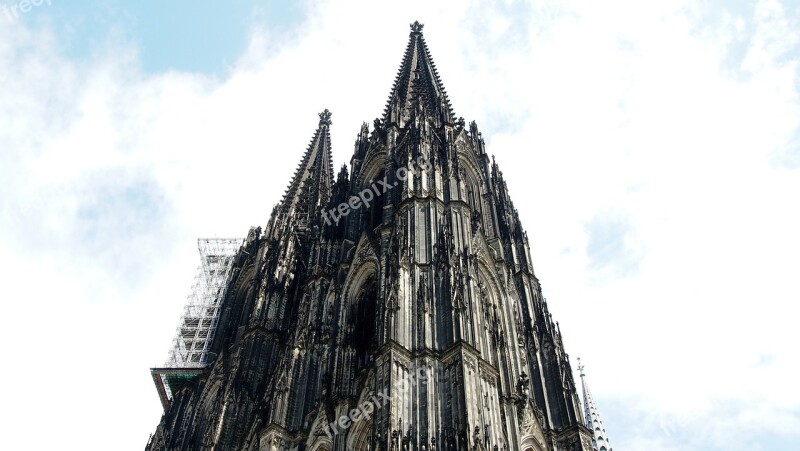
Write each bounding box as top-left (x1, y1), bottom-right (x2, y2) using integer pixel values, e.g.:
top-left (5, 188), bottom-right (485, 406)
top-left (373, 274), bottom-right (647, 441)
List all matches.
top-left (579, 359), bottom-right (613, 451)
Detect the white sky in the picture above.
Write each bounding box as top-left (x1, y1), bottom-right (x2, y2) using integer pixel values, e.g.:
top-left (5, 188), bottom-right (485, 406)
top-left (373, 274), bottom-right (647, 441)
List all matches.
top-left (0, 1), bottom-right (798, 449)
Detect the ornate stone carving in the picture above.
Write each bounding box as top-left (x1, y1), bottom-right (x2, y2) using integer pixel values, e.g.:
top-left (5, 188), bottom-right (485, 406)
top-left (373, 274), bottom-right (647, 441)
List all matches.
top-left (146, 22), bottom-right (610, 451)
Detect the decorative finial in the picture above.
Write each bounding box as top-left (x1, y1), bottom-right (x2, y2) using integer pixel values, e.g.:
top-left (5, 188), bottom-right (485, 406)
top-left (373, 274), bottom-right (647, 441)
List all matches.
top-left (410, 21), bottom-right (424, 34)
top-left (577, 357), bottom-right (585, 377)
top-left (319, 109), bottom-right (332, 126)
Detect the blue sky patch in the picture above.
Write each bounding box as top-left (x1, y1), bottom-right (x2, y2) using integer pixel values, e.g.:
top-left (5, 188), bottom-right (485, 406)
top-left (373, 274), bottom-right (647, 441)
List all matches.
top-left (22, 0), bottom-right (305, 74)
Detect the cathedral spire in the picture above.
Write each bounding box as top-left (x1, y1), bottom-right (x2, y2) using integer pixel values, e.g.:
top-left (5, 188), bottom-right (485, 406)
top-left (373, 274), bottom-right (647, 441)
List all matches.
top-left (382, 21), bottom-right (455, 126)
top-left (578, 359), bottom-right (613, 451)
top-left (148, 23), bottom-right (608, 451)
top-left (272, 109), bottom-right (335, 233)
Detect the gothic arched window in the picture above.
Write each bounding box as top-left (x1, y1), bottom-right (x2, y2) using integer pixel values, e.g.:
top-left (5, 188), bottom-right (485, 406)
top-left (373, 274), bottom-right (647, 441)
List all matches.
top-left (366, 170), bottom-right (386, 229)
top-left (353, 275), bottom-right (378, 370)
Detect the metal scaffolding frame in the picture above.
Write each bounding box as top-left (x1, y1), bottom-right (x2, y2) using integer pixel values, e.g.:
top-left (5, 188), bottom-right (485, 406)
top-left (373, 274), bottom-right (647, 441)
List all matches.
top-left (152, 238), bottom-right (242, 408)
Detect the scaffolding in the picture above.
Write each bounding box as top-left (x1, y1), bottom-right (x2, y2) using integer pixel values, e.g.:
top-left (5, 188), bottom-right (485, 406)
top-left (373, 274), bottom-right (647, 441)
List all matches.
top-left (152, 238), bottom-right (242, 409)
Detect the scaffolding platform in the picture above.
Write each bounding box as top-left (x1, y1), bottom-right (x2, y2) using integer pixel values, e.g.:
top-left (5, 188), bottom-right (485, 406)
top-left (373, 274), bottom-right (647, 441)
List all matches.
top-left (151, 238), bottom-right (242, 409)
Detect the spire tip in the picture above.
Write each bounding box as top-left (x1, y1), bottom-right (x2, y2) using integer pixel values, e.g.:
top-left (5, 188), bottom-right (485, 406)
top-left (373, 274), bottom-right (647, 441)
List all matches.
top-left (319, 109), bottom-right (332, 127)
top-left (410, 21), bottom-right (424, 34)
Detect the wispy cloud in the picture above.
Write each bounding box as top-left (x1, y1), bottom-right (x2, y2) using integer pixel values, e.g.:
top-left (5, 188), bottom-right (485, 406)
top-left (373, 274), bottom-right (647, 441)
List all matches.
top-left (584, 212), bottom-right (643, 277)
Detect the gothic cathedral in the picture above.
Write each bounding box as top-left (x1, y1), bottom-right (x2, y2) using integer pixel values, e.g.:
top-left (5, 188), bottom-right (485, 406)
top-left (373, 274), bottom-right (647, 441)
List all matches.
top-left (146, 22), bottom-right (608, 451)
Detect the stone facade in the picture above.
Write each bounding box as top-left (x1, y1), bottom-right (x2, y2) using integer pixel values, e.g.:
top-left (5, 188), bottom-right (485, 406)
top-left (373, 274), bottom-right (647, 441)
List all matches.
top-left (146, 22), bottom-right (595, 451)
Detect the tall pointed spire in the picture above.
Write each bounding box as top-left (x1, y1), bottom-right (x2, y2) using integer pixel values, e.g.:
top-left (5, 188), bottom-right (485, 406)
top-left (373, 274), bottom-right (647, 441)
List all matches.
top-left (578, 359), bottom-right (613, 451)
top-left (382, 21), bottom-right (455, 126)
top-left (272, 109), bottom-right (335, 232)
top-left (149, 23), bottom-right (610, 451)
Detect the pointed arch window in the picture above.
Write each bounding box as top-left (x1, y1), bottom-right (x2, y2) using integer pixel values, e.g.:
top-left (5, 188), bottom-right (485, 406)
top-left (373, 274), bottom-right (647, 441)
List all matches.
top-left (353, 275), bottom-right (378, 371)
top-left (367, 170), bottom-right (386, 229)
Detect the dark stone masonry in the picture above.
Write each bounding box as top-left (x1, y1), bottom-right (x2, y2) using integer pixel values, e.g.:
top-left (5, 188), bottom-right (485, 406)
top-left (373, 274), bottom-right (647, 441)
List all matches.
top-left (146, 22), bottom-right (602, 451)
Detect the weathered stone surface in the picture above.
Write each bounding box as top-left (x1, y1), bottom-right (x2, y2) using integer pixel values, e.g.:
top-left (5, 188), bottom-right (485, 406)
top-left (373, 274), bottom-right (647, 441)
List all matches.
top-left (146, 22), bottom-right (595, 451)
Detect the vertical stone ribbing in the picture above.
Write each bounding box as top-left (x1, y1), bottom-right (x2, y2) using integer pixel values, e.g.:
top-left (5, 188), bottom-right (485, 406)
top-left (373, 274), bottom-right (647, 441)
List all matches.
top-left (146, 22), bottom-right (600, 451)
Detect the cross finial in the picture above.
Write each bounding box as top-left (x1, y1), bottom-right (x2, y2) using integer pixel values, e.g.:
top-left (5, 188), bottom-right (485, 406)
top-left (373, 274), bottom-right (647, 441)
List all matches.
top-left (318, 109), bottom-right (332, 127)
top-left (577, 357), bottom-right (585, 377)
top-left (410, 21), bottom-right (424, 34)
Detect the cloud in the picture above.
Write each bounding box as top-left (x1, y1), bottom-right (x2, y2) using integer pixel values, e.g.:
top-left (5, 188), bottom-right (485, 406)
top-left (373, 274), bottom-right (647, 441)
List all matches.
top-left (584, 212), bottom-right (642, 277)
top-left (1, 0), bottom-right (798, 450)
